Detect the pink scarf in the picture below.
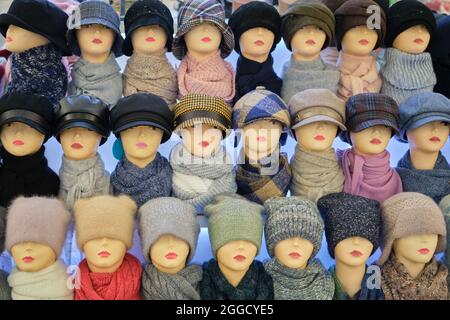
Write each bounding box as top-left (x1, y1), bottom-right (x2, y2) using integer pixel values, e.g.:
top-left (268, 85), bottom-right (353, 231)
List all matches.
top-left (177, 50), bottom-right (235, 103)
top-left (339, 149), bottom-right (403, 204)
top-left (336, 51), bottom-right (382, 101)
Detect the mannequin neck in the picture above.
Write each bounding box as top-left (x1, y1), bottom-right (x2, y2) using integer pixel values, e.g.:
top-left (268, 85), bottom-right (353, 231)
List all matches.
top-left (409, 147), bottom-right (439, 170)
top-left (152, 261), bottom-right (185, 275)
top-left (187, 49), bottom-right (219, 63)
top-left (395, 254), bottom-right (425, 279)
top-left (241, 51), bottom-right (270, 64)
top-left (82, 51), bottom-right (111, 64)
top-left (126, 154), bottom-right (156, 169)
top-left (218, 260), bottom-right (248, 288)
top-left (64, 152), bottom-right (97, 162)
top-left (292, 52), bottom-right (320, 62)
top-left (87, 258), bottom-right (123, 273)
top-left (335, 260), bottom-right (366, 299)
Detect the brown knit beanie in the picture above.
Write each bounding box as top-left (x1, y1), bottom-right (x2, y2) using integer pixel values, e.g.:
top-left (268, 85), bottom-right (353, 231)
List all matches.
top-left (74, 195), bottom-right (138, 250)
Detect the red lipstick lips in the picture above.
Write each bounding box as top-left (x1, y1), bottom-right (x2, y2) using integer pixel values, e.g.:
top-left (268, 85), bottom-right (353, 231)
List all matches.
top-left (165, 252), bottom-right (178, 260)
top-left (314, 135), bottom-right (325, 141)
top-left (199, 141), bottom-right (209, 148)
top-left (418, 248), bottom-right (430, 255)
top-left (71, 142), bottom-right (83, 149)
top-left (430, 136), bottom-right (441, 142)
top-left (350, 250), bottom-right (363, 258)
top-left (201, 37), bottom-right (211, 43)
top-left (22, 256), bottom-right (34, 263)
top-left (234, 255), bottom-right (246, 262)
top-left (370, 138), bottom-right (382, 145)
top-left (305, 39), bottom-right (316, 45)
top-left (13, 140), bottom-right (24, 146)
top-left (288, 252), bottom-right (301, 259)
top-left (98, 251), bottom-right (110, 258)
top-left (6, 36), bottom-right (12, 42)
top-left (254, 40), bottom-right (265, 46)
top-left (359, 39), bottom-right (369, 45)
top-left (146, 37), bottom-right (156, 42)
top-left (92, 38), bottom-right (103, 44)
top-left (414, 38), bottom-right (424, 44)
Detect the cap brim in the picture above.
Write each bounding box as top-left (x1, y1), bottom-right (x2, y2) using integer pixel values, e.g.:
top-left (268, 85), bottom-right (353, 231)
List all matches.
top-left (0, 117), bottom-right (50, 141)
top-left (114, 120), bottom-right (172, 143)
top-left (398, 114), bottom-right (450, 142)
top-left (291, 115), bottom-right (346, 131)
top-left (55, 121), bottom-right (110, 145)
top-left (352, 119), bottom-right (399, 134)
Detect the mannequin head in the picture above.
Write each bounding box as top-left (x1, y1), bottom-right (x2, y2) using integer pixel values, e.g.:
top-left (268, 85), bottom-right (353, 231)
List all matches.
top-left (1, 122), bottom-right (45, 156)
top-left (393, 24), bottom-right (431, 54)
top-left (242, 119), bottom-right (282, 162)
top-left (179, 123), bottom-right (223, 158)
top-left (217, 240), bottom-right (258, 274)
top-left (120, 125), bottom-right (164, 168)
top-left (291, 26), bottom-right (326, 62)
top-left (295, 121), bottom-right (338, 152)
top-left (239, 27), bottom-right (275, 63)
top-left (60, 127), bottom-right (102, 161)
top-left (184, 22), bottom-right (222, 61)
top-left (350, 125), bottom-right (392, 156)
top-left (334, 237), bottom-right (373, 267)
top-left (5, 24), bottom-right (50, 53)
top-left (131, 25), bottom-right (168, 55)
top-left (150, 234), bottom-right (190, 275)
top-left (76, 24), bottom-right (116, 63)
top-left (406, 121), bottom-right (449, 154)
top-left (393, 234), bottom-right (438, 267)
top-left (84, 237), bottom-right (128, 273)
top-left (274, 237), bottom-right (314, 270)
top-left (341, 25), bottom-right (378, 56)
top-left (11, 242), bottom-right (57, 272)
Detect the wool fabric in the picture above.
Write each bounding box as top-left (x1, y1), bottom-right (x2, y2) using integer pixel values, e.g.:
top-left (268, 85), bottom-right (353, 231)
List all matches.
top-left (0, 271), bottom-right (10, 300)
top-left (430, 16), bottom-right (450, 99)
top-left (0, 205), bottom-right (5, 253)
top-left (439, 195), bottom-right (450, 289)
top-left (330, 266), bottom-right (384, 300)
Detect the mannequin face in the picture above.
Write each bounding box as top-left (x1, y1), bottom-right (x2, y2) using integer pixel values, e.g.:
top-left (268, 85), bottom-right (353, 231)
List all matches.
top-left (334, 237), bottom-right (373, 267)
top-left (239, 27), bottom-right (275, 63)
top-left (350, 125), bottom-right (392, 156)
top-left (217, 240), bottom-right (257, 273)
top-left (76, 24), bottom-right (115, 62)
top-left (295, 121), bottom-right (338, 152)
top-left (291, 26), bottom-right (326, 61)
top-left (184, 22), bottom-right (222, 59)
top-left (131, 25), bottom-right (168, 55)
top-left (179, 124), bottom-right (223, 158)
top-left (242, 120), bottom-right (282, 161)
top-left (84, 237), bottom-right (127, 273)
top-left (406, 121), bottom-right (449, 153)
top-left (393, 25), bottom-right (431, 54)
top-left (5, 25), bottom-right (50, 52)
top-left (150, 234), bottom-right (190, 274)
top-left (60, 127), bottom-right (101, 161)
top-left (1, 122), bottom-right (45, 156)
top-left (274, 237), bottom-right (314, 270)
top-left (11, 242), bottom-right (57, 272)
top-left (120, 125), bottom-right (164, 168)
top-left (393, 234), bottom-right (438, 265)
top-left (341, 25), bottom-right (378, 56)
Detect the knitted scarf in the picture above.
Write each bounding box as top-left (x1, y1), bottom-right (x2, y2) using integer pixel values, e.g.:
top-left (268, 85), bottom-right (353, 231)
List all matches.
top-left (330, 266), bottom-right (384, 300)
top-left (236, 153), bottom-right (292, 205)
top-left (123, 50), bottom-right (178, 106)
top-left (69, 53), bottom-right (123, 107)
top-left (264, 258), bottom-right (334, 300)
top-left (8, 260), bottom-right (73, 300)
top-left (381, 48), bottom-right (436, 104)
top-left (339, 149), bottom-right (403, 204)
top-left (6, 43), bottom-right (67, 106)
top-left (381, 255), bottom-right (448, 300)
top-left (177, 50), bottom-right (235, 103)
top-left (110, 152), bottom-right (172, 207)
top-left (234, 55), bottom-right (282, 104)
top-left (59, 153), bottom-right (110, 210)
top-left (0, 270), bottom-right (11, 300)
top-left (0, 146), bottom-right (60, 207)
top-left (141, 263), bottom-right (202, 300)
top-left (290, 145), bottom-right (345, 202)
top-left (75, 253), bottom-right (142, 300)
top-left (396, 151), bottom-right (450, 204)
top-left (200, 259), bottom-right (274, 300)
top-left (336, 51), bottom-right (382, 101)
top-left (281, 56), bottom-right (340, 103)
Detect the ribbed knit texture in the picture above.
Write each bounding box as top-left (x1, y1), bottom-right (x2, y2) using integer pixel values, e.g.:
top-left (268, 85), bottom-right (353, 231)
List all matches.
top-left (439, 195), bottom-right (450, 289)
top-left (330, 266), bottom-right (384, 300)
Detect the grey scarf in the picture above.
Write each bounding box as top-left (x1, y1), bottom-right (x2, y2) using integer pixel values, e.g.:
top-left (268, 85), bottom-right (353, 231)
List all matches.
top-left (0, 271), bottom-right (10, 300)
top-left (141, 264), bottom-right (202, 300)
top-left (264, 258), bottom-right (335, 300)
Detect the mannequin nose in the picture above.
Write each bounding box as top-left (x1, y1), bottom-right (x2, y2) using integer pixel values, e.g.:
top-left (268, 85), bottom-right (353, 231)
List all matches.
top-left (353, 237), bottom-right (360, 245)
top-left (257, 27), bottom-right (263, 36)
top-left (237, 240), bottom-right (245, 249)
top-left (101, 238), bottom-right (108, 246)
top-left (292, 238), bottom-right (300, 246)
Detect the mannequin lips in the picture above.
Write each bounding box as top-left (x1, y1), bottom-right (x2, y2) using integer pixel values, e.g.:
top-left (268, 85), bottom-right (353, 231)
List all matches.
top-left (358, 39), bottom-right (369, 45)
top-left (254, 40), bottom-right (265, 46)
top-left (6, 36), bottom-right (12, 43)
top-left (350, 250), bottom-right (363, 258)
top-left (233, 255), bottom-right (246, 262)
top-left (314, 135), bottom-right (325, 141)
top-left (22, 256), bottom-right (34, 263)
top-left (71, 142), bottom-right (83, 149)
top-left (418, 248), bottom-right (430, 255)
top-left (165, 252), bottom-right (178, 260)
top-left (146, 37), bottom-right (156, 42)
top-left (256, 136), bottom-right (266, 142)
top-left (13, 140), bottom-right (24, 146)
top-left (370, 138), bottom-right (382, 145)
top-left (288, 252), bottom-right (301, 259)
top-left (199, 141), bottom-right (210, 148)
top-left (305, 39), bottom-right (316, 46)
top-left (414, 38), bottom-right (424, 44)
top-left (201, 37), bottom-right (211, 43)
top-left (98, 251), bottom-right (111, 258)
top-left (136, 142), bottom-right (148, 149)
top-left (430, 136), bottom-right (441, 142)
top-left (92, 38), bottom-right (103, 44)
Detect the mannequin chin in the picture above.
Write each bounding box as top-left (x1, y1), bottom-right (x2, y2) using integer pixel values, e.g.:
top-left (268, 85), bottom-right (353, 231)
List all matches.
top-left (76, 24), bottom-right (116, 64)
top-left (350, 125), bottom-right (392, 156)
top-left (5, 24), bottom-right (50, 53)
top-left (393, 25), bottom-right (431, 55)
top-left (180, 124), bottom-right (223, 158)
top-left (184, 22), bottom-right (222, 62)
top-left (274, 237), bottom-right (314, 270)
top-left (150, 234), bottom-right (190, 275)
top-left (0, 122), bottom-right (45, 157)
top-left (341, 26), bottom-right (378, 56)
top-left (334, 237), bottom-right (373, 268)
top-left (131, 25), bottom-right (168, 55)
top-left (120, 125), bottom-right (164, 169)
top-left (239, 27), bottom-right (275, 63)
top-left (295, 121), bottom-right (338, 152)
top-left (60, 127), bottom-right (102, 161)
top-left (84, 237), bottom-right (127, 273)
top-left (291, 25), bottom-right (326, 62)
top-left (242, 119), bottom-right (282, 163)
top-left (11, 242), bottom-right (57, 272)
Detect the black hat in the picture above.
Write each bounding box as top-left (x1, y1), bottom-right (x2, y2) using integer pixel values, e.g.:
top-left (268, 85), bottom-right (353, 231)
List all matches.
top-left (54, 95), bottom-right (111, 145)
top-left (386, 0), bottom-right (436, 48)
top-left (0, 91), bottom-right (53, 142)
top-left (228, 2), bottom-right (281, 54)
top-left (0, 0), bottom-right (72, 56)
top-left (123, 0), bottom-right (174, 56)
top-left (110, 93), bottom-right (173, 143)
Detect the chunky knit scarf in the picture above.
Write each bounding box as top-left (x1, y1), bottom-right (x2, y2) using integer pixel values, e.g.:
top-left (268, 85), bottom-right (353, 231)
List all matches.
top-left (281, 56), bottom-right (340, 103)
top-left (75, 253), bottom-right (142, 300)
top-left (0, 271), bottom-right (11, 300)
top-left (123, 50), bottom-right (178, 106)
top-left (111, 152), bottom-right (172, 207)
top-left (177, 50), bottom-right (235, 103)
top-left (59, 154), bottom-right (110, 210)
top-left (330, 266), bottom-right (384, 300)
top-left (381, 255), bottom-right (448, 300)
top-left (236, 153), bottom-right (292, 205)
top-left (8, 261), bottom-right (73, 300)
top-left (170, 143), bottom-right (236, 212)
top-left (381, 48), bottom-right (436, 104)
top-left (265, 258), bottom-right (334, 300)
top-left (336, 51), bottom-right (382, 101)
top-left (396, 151), bottom-right (450, 204)
top-left (234, 55), bottom-right (282, 104)
top-left (6, 43), bottom-right (67, 106)
top-left (200, 259), bottom-right (274, 300)
top-left (141, 263), bottom-right (202, 300)
top-left (290, 145), bottom-right (344, 202)
top-left (339, 149), bottom-right (403, 204)
top-left (69, 53), bottom-right (123, 107)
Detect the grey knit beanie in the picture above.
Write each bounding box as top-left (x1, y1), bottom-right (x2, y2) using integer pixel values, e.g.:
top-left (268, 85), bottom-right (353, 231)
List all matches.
top-left (440, 195), bottom-right (450, 217)
top-left (317, 192), bottom-right (381, 259)
top-left (138, 197), bottom-right (200, 263)
top-left (0, 206), bottom-right (5, 253)
top-left (264, 196), bottom-right (324, 259)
